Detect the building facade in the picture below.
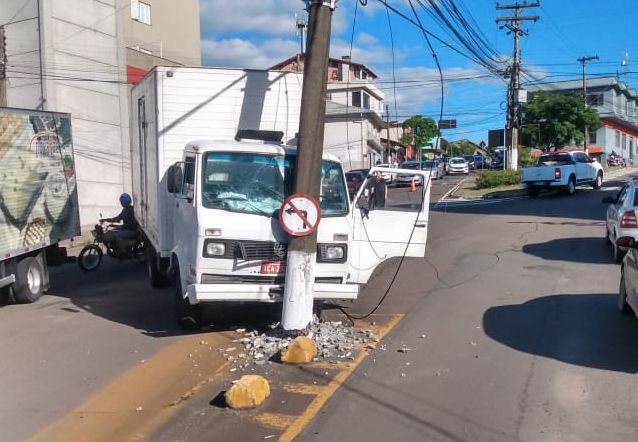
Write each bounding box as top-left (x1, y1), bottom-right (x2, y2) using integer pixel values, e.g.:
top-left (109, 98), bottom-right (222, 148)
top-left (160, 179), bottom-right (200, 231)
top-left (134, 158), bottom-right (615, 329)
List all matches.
top-left (1, 0), bottom-right (200, 226)
top-left (527, 77), bottom-right (638, 161)
top-left (271, 54), bottom-right (390, 169)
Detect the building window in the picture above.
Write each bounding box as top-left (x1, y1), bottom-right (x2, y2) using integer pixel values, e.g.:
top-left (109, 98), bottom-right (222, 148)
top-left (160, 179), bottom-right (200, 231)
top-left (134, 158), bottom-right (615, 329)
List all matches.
top-left (352, 91), bottom-right (361, 107)
top-left (588, 130), bottom-right (597, 145)
top-left (615, 131), bottom-right (621, 148)
top-left (132, 1), bottom-right (151, 25)
top-left (362, 92), bottom-right (370, 109)
top-left (587, 94), bottom-right (603, 106)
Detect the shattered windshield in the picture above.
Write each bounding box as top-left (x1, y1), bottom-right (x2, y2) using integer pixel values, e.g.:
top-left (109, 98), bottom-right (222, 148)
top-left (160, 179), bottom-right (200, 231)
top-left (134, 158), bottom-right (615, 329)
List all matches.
top-left (201, 152), bottom-right (348, 217)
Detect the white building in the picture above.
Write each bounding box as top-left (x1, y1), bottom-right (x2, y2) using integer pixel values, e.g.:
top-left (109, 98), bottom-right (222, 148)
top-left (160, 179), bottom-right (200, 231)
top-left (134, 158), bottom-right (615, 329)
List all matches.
top-left (527, 77), bottom-right (638, 161)
top-left (271, 54), bottom-right (389, 170)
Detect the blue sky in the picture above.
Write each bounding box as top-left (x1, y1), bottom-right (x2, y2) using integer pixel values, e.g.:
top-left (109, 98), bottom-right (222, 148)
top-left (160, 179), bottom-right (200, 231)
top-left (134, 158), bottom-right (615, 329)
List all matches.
top-left (199, 0), bottom-right (638, 143)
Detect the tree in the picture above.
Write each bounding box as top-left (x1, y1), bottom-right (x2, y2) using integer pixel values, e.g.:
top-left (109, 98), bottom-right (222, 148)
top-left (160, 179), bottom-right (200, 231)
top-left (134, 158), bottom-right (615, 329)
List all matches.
top-left (449, 140), bottom-right (476, 156)
top-left (521, 92), bottom-right (600, 150)
top-left (401, 115), bottom-right (440, 149)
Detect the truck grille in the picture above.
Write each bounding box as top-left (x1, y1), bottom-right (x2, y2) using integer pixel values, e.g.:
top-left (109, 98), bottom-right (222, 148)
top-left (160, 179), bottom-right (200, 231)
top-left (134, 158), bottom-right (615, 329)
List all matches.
top-left (237, 241), bottom-right (288, 261)
top-left (200, 274), bottom-right (343, 285)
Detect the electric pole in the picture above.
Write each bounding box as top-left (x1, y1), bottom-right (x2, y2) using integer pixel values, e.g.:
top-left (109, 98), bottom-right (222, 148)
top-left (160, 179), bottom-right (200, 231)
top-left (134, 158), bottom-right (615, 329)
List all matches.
top-left (0, 26), bottom-right (7, 107)
top-left (281, 0), bottom-right (335, 331)
top-left (578, 55), bottom-right (598, 152)
top-left (385, 104), bottom-right (391, 163)
top-left (496, 2), bottom-right (539, 170)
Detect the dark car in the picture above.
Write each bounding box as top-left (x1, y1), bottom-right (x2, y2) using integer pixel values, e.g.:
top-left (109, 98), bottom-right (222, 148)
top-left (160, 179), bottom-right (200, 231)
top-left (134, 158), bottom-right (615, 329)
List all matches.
top-left (473, 154), bottom-right (488, 169)
top-left (463, 155), bottom-right (477, 170)
top-left (490, 156), bottom-right (505, 170)
top-left (345, 171), bottom-right (367, 200)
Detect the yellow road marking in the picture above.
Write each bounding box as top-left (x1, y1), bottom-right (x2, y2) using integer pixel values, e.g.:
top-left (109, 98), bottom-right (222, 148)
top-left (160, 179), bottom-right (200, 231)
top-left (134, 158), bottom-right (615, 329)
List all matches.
top-left (281, 383), bottom-right (326, 395)
top-left (28, 332), bottom-right (234, 442)
top-left (278, 314), bottom-right (404, 442)
top-left (253, 412), bottom-right (298, 430)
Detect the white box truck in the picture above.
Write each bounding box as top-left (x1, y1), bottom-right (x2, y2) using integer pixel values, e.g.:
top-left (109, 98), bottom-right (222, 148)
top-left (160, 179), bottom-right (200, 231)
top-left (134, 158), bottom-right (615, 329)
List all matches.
top-left (0, 108), bottom-right (80, 303)
top-left (131, 67), bottom-right (430, 329)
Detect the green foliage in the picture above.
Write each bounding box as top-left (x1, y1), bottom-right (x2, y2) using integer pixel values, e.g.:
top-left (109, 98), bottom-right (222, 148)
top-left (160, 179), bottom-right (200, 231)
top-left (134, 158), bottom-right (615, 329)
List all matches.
top-left (449, 141), bottom-right (476, 156)
top-left (401, 115), bottom-right (440, 148)
top-left (522, 92), bottom-right (600, 149)
top-left (475, 170), bottom-right (521, 189)
top-left (518, 147), bottom-right (534, 168)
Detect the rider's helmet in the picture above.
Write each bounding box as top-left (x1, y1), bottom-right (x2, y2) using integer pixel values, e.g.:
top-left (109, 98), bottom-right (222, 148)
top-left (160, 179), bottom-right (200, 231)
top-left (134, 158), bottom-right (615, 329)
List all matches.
top-left (119, 193), bottom-right (132, 207)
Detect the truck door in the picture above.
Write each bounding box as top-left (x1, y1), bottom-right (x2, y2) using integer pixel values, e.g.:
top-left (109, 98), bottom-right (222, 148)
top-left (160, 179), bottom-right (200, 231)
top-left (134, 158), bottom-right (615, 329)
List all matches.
top-left (171, 156), bottom-right (198, 276)
top-left (349, 167), bottom-right (430, 284)
top-left (574, 152), bottom-right (594, 182)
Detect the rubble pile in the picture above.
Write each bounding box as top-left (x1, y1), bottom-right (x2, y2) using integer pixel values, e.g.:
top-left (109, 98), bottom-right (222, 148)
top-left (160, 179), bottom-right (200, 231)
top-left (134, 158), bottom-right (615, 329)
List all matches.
top-left (229, 317), bottom-right (378, 365)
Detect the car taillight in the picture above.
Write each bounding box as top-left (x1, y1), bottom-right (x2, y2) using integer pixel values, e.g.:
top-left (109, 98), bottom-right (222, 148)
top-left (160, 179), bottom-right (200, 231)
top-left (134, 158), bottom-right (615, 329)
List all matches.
top-left (620, 210), bottom-right (638, 228)
top-left (554, 168), bottom-right (561, 179)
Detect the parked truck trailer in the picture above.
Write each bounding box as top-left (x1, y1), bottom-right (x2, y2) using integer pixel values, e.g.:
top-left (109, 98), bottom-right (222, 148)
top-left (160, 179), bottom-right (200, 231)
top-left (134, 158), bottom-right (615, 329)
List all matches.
top-left (0, 108), bottom-right (80, 303)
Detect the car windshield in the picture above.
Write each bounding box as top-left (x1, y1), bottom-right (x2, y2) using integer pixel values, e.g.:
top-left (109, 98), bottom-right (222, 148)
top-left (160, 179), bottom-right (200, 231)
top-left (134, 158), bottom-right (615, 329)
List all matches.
top-left (422, 161), bottom-right (436, 168)
top-left (201, 152), bottom-right (348, 217)
top-left (450, 159), bottom-right (465, 164)
top-left (400, 162), bottom-right (421, 170)
top-left (463, 156), bottom-right (474, 161)
top-left (346, 172), bottom-right (363, 182)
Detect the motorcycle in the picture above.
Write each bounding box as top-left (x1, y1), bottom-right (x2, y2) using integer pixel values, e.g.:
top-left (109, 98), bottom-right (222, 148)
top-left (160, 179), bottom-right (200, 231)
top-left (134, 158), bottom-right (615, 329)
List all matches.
top-left (607, 155), bottom-right (626, 168)
top-left (77, 218), bottom-right (145, 271)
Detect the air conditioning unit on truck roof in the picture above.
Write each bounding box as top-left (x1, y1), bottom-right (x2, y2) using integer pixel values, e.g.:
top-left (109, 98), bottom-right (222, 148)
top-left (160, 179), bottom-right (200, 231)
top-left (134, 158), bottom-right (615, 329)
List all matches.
top-left (130, 67), bottom-right (431, 330)
top-left (0, 108), bottom-right (80, 303)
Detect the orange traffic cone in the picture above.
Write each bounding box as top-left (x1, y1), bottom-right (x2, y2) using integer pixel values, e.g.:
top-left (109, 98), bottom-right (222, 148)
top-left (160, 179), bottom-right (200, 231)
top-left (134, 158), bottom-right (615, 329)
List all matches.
top-left (410, 177), bottom-right (416, 192)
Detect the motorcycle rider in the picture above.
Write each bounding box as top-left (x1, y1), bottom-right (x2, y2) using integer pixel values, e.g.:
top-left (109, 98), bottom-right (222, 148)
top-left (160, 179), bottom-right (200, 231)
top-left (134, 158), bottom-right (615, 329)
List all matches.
top-left (100, 193), bottom-right (138, 257)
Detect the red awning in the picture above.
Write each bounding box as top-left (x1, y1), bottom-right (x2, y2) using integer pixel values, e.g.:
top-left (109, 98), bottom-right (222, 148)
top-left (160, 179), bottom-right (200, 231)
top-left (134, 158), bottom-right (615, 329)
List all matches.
top-left (127, 65), bottom-right (148, 84)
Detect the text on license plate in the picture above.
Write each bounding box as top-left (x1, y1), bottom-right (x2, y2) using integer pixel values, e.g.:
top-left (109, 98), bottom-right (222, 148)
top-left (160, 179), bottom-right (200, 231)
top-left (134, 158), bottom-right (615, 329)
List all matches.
top-left (260, 261), bottom-right (286, 274)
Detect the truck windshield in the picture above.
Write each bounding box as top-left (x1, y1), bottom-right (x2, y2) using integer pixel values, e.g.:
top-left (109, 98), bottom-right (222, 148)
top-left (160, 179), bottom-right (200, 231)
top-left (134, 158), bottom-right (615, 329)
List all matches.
top-left (201, 152), bottom-right (348, 217)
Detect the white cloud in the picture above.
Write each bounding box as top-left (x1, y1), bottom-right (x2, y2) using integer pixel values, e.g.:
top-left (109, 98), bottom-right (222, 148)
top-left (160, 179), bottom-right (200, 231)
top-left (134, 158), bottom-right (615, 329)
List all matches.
top-left (199, 0), bottom-right (307, 36)
top-left (201, 38), bottom-right (299, 69)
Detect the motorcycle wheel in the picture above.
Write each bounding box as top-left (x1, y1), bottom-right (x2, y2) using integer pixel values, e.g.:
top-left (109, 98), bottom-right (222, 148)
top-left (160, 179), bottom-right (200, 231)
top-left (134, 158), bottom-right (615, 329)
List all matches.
top-left (78, 245), bottom-right (103, 271)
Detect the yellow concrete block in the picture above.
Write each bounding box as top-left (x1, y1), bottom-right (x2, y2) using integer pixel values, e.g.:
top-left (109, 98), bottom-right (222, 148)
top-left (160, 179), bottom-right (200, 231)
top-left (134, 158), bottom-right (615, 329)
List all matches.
top-left (281, 336), bottom-right (318, 364)
top-left (224, 375), bottom-right (271, 409)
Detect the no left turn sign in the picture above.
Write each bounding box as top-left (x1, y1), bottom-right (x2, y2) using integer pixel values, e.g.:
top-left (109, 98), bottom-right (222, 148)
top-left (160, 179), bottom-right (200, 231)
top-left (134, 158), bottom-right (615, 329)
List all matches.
top-left (278, 193), bottom-right (321, 237)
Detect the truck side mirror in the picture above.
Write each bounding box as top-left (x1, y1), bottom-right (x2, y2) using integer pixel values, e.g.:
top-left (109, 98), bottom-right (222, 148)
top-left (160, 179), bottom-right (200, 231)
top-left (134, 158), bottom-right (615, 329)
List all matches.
top-left (166, 165), bottom-right (183, 194)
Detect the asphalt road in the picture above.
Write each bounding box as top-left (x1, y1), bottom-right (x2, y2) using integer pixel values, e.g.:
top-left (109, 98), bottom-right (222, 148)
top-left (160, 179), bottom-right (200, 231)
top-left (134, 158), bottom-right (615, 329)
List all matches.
top-left (300, 174), bottom-right (638, 441)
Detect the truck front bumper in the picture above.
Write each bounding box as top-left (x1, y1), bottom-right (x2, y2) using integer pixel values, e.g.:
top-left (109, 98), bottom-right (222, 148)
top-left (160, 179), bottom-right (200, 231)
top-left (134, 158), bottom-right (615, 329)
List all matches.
top-left (186, 283), bottom-right (359, 304)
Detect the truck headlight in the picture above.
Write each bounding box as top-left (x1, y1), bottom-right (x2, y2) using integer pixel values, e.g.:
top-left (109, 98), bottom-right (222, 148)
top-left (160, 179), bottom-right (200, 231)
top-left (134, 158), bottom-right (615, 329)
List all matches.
top-left (317, 243), bottom-right (347, 263)
top-left (204, 241), bottom-right (226, 257)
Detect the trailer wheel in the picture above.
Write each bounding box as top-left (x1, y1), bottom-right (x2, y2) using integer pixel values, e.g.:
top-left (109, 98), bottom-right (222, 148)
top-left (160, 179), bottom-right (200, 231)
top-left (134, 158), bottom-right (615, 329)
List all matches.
top-left (14, 257), bottom-right (44, 303)
top-left (78, 245), bottom-right (103, 271)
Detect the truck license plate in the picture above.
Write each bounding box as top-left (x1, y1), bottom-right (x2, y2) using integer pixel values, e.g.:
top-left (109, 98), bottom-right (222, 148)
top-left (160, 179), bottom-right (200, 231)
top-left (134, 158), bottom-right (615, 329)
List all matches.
top-left (260, 261), bottom-right (286, 274)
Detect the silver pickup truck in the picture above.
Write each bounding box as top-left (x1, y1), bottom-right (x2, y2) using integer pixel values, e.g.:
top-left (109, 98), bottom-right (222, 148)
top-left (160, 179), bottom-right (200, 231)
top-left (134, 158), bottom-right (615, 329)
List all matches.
top-left (521, 151), bottom-right (604, 196)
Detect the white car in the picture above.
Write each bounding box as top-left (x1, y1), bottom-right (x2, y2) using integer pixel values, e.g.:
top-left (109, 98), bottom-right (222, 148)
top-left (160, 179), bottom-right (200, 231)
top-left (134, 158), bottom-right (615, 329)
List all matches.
top-left (604, 180), bottom-right (638, 262)
top-left (421, 160), bottom-right (443, 180)
top-left (376, 163), bottom-right (396, 183)
top-left (447, 157), bottom-right (469, 175)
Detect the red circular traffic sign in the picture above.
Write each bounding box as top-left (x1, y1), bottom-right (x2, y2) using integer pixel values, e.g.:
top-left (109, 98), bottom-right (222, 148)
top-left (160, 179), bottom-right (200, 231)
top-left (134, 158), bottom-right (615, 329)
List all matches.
top-left (278, 193), bottom-right (321, 237)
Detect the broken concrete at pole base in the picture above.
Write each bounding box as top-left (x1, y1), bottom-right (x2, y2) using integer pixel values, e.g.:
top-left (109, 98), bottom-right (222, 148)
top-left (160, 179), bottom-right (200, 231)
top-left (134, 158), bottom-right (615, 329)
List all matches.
top-left (281, 336), bottom-right (318, 364)
top-left (224, 375), bottom-right (271, 409)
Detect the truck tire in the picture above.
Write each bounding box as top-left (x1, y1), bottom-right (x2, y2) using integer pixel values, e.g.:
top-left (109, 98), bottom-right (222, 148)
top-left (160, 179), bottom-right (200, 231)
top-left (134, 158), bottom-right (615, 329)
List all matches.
top-left (565, 176), bottom-right (576, 196)
top-left (173, 264), bottom-right (202, 331)
top-left (147, 245), bottom-right (170, 288)
top-left (592, 172), bottom-right (603, 190)
top-left (13, 257), bottom-right (44, 303)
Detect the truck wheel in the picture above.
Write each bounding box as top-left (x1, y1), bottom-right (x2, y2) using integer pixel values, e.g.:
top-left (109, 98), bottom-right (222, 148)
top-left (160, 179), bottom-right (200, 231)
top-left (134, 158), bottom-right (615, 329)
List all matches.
top-left (566, 176), bottom-right (576, 195)
top-left (78, 245), bottom-right (103, 271)
top-left (14, 257), bottom-right (44, 303)
top-left (592, 172), bottom-right (603, 190)
top-left (147, 246), bottom-right (170, 288)
top-left (174, 265), bottom-right (202, 331)
top-left (613, 238), bottom-right (626, 263)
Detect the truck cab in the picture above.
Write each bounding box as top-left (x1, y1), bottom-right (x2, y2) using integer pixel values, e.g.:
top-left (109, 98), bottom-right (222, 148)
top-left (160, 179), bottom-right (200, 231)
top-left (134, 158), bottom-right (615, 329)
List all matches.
top-left (157, 139), bottom-right (431, 328)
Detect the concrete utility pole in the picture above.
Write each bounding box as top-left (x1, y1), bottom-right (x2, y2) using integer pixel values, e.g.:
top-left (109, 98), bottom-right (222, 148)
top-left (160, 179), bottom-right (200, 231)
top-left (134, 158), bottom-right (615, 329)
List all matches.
top-left (578, 55), bottom-right (598, 152)
top-left (0, 26), bottom-right (7, 107)
top-left (385, 104), bottom-right (391, 162)
top-left (281, 0), bottom-right (335, 331)
top-left (496, 2), bottom-right (539, 170)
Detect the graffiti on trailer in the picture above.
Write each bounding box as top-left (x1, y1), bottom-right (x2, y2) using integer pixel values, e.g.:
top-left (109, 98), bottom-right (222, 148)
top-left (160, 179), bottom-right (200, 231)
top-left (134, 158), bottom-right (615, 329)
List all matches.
top-left (0, 111), bottom-right (80, 254)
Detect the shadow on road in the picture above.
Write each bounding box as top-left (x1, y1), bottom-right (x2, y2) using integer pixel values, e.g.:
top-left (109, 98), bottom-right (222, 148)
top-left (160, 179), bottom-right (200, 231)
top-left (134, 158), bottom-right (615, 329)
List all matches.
top-left (433, 177), bottom-right (629, 221)
top-left (483, 293), bottom-right (638, 373)
top-left (522, 237), bottom-right (615, 264)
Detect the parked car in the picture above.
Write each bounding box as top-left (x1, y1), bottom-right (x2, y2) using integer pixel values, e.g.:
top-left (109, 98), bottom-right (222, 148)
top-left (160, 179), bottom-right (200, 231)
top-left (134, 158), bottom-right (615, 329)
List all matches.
top-left (603, 181), bottom-right (638, 262)
top-left (447, 157), bottom-right (470, 175)
top-left (463, 155), bottom-right (477, 170)
top-left (346, 171), bottom-right (367, 200)
top-left (616, 235), bottom-right (638, 317)
top-left (521, 151), bottom-right (604, 196)
top-left (474, 154), bottom-right (488, 169)
top-left (396, 161), bottom-right (425, 186)
top-left (421, 160), bottom-right (443, 180)
top-left (490, 155), bottom-right (505, 170)
top-left (375, 163), bottom-right (396, 183)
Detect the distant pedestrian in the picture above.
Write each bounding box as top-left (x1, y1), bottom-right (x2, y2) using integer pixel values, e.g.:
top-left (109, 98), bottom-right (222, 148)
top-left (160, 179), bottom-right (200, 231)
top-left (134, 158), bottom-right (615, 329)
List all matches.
top-left (369, 171), bottom-right (387, 210)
